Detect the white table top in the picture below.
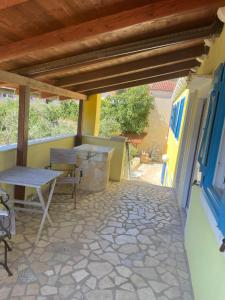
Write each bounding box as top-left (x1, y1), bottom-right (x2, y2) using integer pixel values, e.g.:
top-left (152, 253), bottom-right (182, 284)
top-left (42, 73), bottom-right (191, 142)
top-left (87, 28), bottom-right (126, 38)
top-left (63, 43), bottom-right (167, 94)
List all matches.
top-left (0, 166), bottom-right (62, 188)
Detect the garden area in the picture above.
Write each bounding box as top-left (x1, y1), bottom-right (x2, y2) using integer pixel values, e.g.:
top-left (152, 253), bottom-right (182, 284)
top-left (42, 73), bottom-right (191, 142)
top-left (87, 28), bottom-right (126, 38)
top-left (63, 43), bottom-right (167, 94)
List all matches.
top-left (0, 86), bottom-right (154, 149)
top-left (0, 98), bottom-right (79, 146)
top-left (99, 86), bottom-right (154, 138)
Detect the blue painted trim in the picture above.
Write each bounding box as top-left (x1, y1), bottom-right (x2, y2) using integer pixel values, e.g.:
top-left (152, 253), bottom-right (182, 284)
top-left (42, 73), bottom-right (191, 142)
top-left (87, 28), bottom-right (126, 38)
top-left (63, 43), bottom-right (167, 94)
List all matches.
top-left (198, 63), bottom-right (225, 236)
top-left (169, 97), bottom-right (186, 141)
top-left (161, 162), bottom-right (166, 184)
top-left (175, 97), bottom-right (185, 139)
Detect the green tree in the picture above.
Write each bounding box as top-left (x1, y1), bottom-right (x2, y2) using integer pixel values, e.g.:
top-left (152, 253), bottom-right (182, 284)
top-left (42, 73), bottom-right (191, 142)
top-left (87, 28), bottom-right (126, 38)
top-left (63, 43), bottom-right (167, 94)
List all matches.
top-left (60, 100), bottom-right (79, 120)
top-left (100, 86), bottom-right (154, 135)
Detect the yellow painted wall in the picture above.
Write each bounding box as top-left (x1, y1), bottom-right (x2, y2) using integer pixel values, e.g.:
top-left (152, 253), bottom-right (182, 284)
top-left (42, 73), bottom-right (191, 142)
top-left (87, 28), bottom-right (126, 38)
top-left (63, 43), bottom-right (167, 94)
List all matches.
top-left (136, 96), bottom-right (173, 161)
top-left (198, 26), bottom-right (225, 75)
top-left (82, 135), bottom-right (126, 181)
top-left (83, 94), bottom-right (101, 136)
top-left (0, 135), bottom-right (75, 197)
top-left (165, 89), bottom-right (189, 186)
top-left (185, 186), bottom-right (225, 300)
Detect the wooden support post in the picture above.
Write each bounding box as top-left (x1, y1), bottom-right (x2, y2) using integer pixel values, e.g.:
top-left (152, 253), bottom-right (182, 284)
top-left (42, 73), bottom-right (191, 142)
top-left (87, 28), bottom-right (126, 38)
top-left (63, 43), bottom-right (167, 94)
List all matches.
top-left (75, 100), bottom-right (83, 146)
top-left (15, 85), bottom-right (30, 199)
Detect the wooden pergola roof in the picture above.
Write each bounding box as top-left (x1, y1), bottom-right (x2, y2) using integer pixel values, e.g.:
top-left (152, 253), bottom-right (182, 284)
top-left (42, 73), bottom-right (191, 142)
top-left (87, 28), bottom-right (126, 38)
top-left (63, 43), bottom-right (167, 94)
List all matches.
top-left (0, 0), bottom-right (225, 96)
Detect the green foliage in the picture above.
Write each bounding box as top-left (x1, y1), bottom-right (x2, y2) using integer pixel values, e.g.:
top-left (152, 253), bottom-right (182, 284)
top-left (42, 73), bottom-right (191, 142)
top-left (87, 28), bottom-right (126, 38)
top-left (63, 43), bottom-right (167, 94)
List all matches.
top-left (0, 99), bottom-right (18, 144)
top-left (99, 116), bottom-right (121, 137)
top-left (129, 144), bottom-right (138, 159)
top-left (100, 86), bottom-right (154, 136)
top-left (60, 101), bottom-right (79, 120)
top-left (0, 98), bottom-right (79, 146)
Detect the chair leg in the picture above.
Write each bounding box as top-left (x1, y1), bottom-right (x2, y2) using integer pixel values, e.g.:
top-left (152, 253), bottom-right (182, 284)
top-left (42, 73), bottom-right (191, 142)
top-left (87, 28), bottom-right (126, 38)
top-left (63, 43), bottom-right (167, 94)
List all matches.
top-left (0, 239), bottom-right (13, 276)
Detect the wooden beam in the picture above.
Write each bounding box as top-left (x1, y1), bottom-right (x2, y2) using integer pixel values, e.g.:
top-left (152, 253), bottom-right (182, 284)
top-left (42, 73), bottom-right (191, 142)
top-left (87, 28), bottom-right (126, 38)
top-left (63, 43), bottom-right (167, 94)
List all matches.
top-left (0, 70), bottom-right (86, 100)
top-left (0, 0), bottom-right (222, 63)
top-left (15, 85), bottom-right (30, 200)
top-left (85, 70), bottom-right (190, 95)
top-left (15, 21), bottom-right (221, 77)
top-left (70, 60), bottom-right (200, 92)
top-left (0, 0), bottom-right (28, 10)
top-left (75, 101), bottom-right (84, 146)
top-left (56, 45), bottom-right (207, 87)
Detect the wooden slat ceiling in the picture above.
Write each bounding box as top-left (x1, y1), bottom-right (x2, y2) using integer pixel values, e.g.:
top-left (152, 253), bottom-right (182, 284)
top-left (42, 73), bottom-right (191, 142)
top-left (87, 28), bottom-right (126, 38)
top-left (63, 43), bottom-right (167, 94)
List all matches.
top-left (0, 0), bottom-right (224, 96)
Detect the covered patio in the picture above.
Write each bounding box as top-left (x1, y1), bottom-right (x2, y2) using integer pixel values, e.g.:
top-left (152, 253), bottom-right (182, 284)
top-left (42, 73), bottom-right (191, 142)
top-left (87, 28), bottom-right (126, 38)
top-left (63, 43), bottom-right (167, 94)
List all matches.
top-left (0, 181), bottom-right (193, 300)
top-left (1, 1), bottom-right (225, 300)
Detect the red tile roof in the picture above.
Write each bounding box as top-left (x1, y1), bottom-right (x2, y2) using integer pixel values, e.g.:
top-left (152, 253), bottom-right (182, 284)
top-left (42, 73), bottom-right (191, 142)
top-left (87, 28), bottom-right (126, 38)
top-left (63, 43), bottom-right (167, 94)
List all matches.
top-left (149, 80), bottom-right (176, 91)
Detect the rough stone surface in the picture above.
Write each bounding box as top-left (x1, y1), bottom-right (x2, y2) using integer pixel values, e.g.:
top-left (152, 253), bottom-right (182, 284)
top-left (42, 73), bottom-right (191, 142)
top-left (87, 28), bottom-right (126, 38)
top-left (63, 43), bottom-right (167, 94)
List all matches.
top-left (40, 285), bottom-right (57, 296)
top-left (0, 181), bottom-right (194, 299)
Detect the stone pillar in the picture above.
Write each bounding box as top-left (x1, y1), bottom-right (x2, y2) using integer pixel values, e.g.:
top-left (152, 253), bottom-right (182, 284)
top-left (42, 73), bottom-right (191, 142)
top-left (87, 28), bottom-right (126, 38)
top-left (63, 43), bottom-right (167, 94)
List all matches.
top-left (83, 94), bottom-right (101, 136)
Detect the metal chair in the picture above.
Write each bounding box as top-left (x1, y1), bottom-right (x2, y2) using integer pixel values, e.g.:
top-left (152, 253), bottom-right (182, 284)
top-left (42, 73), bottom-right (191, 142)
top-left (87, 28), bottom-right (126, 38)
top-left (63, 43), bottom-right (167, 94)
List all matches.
top-left (0, 190), bottom-right (13, 276)
top-left (49, 148), bottom-right (82, 208)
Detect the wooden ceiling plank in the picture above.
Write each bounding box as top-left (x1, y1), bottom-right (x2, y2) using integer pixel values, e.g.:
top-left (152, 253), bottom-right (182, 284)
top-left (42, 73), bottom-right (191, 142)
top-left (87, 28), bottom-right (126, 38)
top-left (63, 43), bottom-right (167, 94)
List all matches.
top-left (14, 21), bottom-right (221, 77)
top-left (56, 45), bottom-right (207, 87)
top-left (69, 60), bottom-right (200, 92)
top-left (84, 70), bottom-right (190, 95)
top-left (0, 0), bottom-right (28, 10)
top-left (0, 0), bottom-right (223, 63)
top-left (0, 70), bottom-right (86, 100)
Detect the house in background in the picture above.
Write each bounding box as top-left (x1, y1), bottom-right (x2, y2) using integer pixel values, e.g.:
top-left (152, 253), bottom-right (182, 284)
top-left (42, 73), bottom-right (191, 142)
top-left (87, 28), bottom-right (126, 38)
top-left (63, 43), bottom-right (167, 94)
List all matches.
top-left (135, 80), bottom-right (176, 162)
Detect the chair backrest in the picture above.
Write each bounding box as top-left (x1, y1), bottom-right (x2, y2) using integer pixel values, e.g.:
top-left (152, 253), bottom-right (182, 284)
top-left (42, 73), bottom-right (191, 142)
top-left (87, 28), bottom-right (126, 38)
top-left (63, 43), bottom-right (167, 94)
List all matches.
top-left (50, 148), bottom-right (78, 165)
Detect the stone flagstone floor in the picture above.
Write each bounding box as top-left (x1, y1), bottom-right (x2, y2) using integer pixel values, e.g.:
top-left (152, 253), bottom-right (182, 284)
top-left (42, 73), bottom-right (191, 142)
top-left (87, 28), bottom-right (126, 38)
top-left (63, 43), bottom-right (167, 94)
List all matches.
top-left (0, 181), bottom-right (194, 300)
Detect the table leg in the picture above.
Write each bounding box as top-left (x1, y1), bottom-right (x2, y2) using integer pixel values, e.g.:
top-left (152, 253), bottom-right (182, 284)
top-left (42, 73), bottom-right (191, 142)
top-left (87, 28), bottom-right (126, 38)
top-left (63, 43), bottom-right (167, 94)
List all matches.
top-left (36, 188), bottom-right (53, 226)
top-left (35, 179), bottom-right (56, 244)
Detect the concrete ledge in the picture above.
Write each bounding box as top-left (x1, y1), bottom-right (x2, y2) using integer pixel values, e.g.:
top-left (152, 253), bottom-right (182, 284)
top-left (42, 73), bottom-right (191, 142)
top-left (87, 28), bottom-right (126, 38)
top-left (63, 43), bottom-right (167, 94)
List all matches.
top-left (0, 134), bottom-right (75, 152)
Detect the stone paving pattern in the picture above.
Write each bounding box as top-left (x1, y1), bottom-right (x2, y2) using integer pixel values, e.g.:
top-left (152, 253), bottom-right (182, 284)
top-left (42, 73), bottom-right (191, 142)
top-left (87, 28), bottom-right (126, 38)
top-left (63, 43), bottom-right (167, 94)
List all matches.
top-left (0, 181), bottom-right (194, 299)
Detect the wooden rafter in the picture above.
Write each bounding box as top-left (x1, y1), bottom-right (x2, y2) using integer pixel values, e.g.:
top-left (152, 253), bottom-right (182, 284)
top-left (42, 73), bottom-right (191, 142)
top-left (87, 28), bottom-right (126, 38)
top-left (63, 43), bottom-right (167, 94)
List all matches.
top-left (0, 70), bottom-right (86, 100)
top-left (84, 70), bottom-right (190, 95)
top-left (14, 21), bottom-right (221, 78)
top-left (56, 45), bottom-right (207, 87)
top-left (70, 60), bottom-right (200, 92)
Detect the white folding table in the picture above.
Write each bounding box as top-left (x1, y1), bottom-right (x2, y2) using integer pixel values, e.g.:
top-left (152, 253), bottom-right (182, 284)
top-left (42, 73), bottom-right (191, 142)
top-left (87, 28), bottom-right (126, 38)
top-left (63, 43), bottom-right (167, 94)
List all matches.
top-left (0, 166), bottom-right (62, 243)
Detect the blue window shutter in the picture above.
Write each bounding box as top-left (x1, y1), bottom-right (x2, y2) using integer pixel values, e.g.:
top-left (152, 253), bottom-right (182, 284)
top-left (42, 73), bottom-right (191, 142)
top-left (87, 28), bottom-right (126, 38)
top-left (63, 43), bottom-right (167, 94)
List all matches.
top-left (218, 203), bottom-right (225, 237)
top-left (170, 106), bottom-right (174, 129)
top-left (198, 90), bottom-right (219, 175)
top-left (174, 103), bottom-right (179, 134)
top-left (198, 64), bottom-right (224, 176)
top-left (175, 97), bottom-right (185, 139)
top-left (198, 63), bottom-right (225, 236)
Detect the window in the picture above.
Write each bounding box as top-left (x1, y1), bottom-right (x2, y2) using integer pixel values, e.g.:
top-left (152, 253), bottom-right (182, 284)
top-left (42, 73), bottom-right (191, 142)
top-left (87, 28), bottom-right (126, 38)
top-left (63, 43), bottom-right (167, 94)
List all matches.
top-left (198, 63), bottom-right (225, 236)
top-left (170, 97), bottom-right (186, 140)
top-left (213, 120), bottom-right (225, 198)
